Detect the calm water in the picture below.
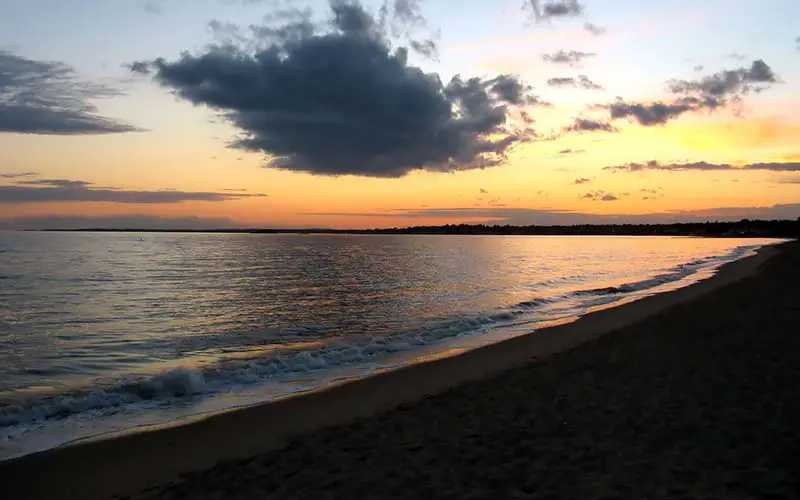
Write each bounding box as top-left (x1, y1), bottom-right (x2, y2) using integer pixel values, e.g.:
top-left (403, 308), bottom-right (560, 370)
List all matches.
top-left (0, 232), bottom-right (782, 459)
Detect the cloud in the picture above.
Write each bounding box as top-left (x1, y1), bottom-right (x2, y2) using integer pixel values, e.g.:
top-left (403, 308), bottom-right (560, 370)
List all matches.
top-left (131, 1), bottom-right (542, 178)
top-left (0, 171), bottom-right (37, 179)
top-left (479, 188), bottom-right (489, 194)
top-left (581, 190), bottom-right (623, 201)
top-left (0, 51), bottom-right (141, 135)
top-left (0, 178), bottom-right (267, 204)
top-left (576, 189), bottom-right (627, 201)
top-left (563, 118), bottom-right (618, 133)
top-left (604, 160), bottom-right (800, 173)
top-left (542, 50), bottom-right (595, 66)
top-left (796, 36), bottom-right (800, 50)
top-left (605, 99), bottom-right (694, 126)
top-left (304, 203), bottom-right (800, 225)
top-left (558, 148), bottom-right (585, 155)
top-left (776, 175), bottom-right (800, 184)
top-left (640, 187), bottom-right (664, 200)
top-left (0, 215), bottom-right (241, 230)
top-left (137, 0), bottom-right (164, 14)
top-left (600, 59), bottom-right (779, 126)
top-left (574, 177), bottom-right (591, 184)
top-left (547, 75), bottom-right (602, 90)
top-left (666, 59), bottom-right (777, 108)
top-left (583, 22), bottom-right (605, 35)
top-left (527, 0), bottom-right (584, 21)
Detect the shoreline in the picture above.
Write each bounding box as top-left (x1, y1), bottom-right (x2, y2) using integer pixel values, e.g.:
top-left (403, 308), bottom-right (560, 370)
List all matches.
top-left (0, 241), bottom-right (787, 499)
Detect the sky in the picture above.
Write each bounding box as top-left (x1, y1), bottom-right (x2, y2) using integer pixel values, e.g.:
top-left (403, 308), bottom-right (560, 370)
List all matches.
top-left (1, 0), bottom-right (799, 229)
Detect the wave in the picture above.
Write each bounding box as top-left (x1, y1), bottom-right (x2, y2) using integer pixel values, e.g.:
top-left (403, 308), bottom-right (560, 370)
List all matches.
top-left (0, 308), bottom-right (538, 431)
top-left (573, 245), bottom-right (758, 297)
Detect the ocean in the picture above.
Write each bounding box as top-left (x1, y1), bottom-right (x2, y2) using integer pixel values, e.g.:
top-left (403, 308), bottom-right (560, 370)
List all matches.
top-left (0, 231), bottom-right (783, 460)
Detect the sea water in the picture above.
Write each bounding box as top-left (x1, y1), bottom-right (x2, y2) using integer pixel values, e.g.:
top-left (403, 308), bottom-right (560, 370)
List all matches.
top-left (0, 232), bottom-right (783, 460)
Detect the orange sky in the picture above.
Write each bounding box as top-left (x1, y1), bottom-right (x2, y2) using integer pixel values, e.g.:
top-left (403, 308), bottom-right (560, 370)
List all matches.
top-left (1, 0), bottom-right (799, 229)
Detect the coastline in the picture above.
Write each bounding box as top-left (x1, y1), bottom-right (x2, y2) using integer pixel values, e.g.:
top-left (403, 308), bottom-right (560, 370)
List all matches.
top-left (0, 240), bottom-right (789, 499)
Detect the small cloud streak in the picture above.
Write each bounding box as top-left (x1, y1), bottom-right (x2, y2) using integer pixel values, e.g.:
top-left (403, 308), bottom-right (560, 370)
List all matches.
top-left (547, 75), bottom-right (603, 90)
top-left (0, 178), bottom-right (267, 204)
top-left (0, 171), bottom-right (37, 179)
top-left (604, 160), bottom-right (800, 173)
top-left (581, 190), bottom-right (623, 201)
top-left (574, 177), bottom-right (591, 184)
top-left (527, 0), bottom-right (584, 21)
top-left (583, 23), bottom-right (605, 36)
top-left (542, 50), bottom-right (596, 66)
top-left (563, 118), bottom-right (618, 133)
top-left (0, 215), bottom-right (241, 230)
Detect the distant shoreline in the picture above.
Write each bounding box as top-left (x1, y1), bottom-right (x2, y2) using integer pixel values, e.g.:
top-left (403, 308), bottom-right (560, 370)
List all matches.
top-left (18, 218), bottom-right (800, 239)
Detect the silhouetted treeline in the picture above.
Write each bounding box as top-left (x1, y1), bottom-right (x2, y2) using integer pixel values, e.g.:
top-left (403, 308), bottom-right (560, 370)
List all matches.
top-left (34, 218), bottom-right (800, 238)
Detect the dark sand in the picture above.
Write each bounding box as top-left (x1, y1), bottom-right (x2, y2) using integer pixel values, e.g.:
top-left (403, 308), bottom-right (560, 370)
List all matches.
top-left (2, 241), bottom-right (799, 499)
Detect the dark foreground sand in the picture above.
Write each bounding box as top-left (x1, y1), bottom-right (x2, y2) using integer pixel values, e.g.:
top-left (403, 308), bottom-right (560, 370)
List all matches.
top-left (2, 241), bottom-right (799, 499)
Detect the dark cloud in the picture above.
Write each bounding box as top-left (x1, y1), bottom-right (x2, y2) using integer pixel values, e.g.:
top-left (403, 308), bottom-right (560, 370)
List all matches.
top-left (0, 178), bottom-right (267, 204)
top-left (0, 215), bottom-right (241, 231)
top-left (563, 118), bottom-right (618, 133)
top-left (542, 50), bottom-right (595, 66)
top-left (601, 60), bottom-right (779, 126)
top-left (726, 52), bottom-right (747, 61)
top-left (130, 1), bottom-right (541, 178)
top-left (558, 148), bottom-right (585, 155)
top-left (605, 99), bottom-right (694, 126)
top-left (547, 77), bottom-right (575, 87)
top-left (547, 74), bottom-right (602, 90)
top-left (527, 0), bottom-right (584, 21)
top-left (574, 177), bottom-right (591, 184)
top-left (480, 188), bottom-right (489, 194)
top-left (0, 51), bottom-right (141, 135)
top-left (666, 59), bottom-right (777, 109)
top-left (583, 23), bottom-right (605, 36)
top-left (0, 171), bottom-right (37, 179)
top-left (604, 160), bottom-right (800, 173)
top-left (693, 65), bottom-right (704, 72)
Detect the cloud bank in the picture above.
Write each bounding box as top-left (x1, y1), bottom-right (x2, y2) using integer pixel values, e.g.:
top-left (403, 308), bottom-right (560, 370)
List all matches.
top-left (130, 0), bottom-right (543, 178)
top-left (0, 51), bottom-right (140, 135)
top-left (306, 204), bottom-right (800, 225)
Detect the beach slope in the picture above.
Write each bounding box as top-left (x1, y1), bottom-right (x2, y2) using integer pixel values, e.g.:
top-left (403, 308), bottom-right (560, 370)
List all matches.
top-left (2, 241), bottom-right (798, 499)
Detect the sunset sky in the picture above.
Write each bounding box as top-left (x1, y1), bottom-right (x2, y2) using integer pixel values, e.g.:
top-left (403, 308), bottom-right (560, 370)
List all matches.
top-left (1, 0), bottom-right (798, 229)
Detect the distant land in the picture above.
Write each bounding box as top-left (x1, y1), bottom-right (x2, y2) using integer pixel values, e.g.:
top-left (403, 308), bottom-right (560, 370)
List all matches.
top-left (28, 219), bottom-right (800, 238)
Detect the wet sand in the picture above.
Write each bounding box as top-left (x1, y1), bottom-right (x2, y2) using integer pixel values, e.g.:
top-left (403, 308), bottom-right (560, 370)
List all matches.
top-left (2, 241), bottom-right (798, 499)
